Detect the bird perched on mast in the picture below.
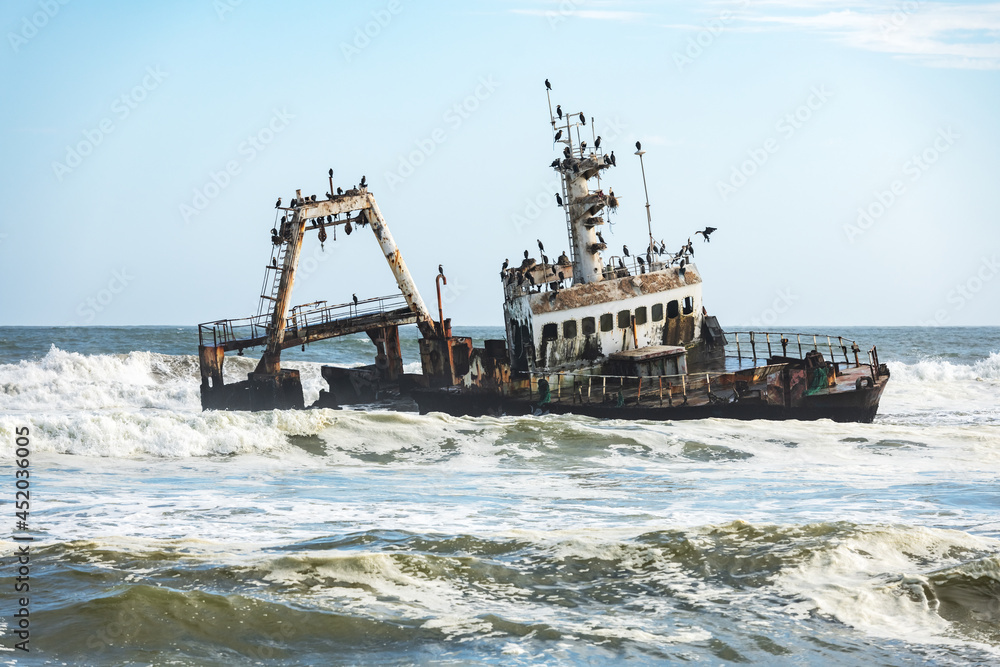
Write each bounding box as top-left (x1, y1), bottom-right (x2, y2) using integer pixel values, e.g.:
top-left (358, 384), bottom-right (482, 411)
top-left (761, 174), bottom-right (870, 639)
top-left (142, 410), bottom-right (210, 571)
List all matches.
top-left (438, 264), bottom-right (444, 276)
top-left (556, 105), bottom-right (563, 119)
top-left (623, 245), bottom-right (630, 257)
top-left (545, 79), bottom-right (552, 90)
top-left (359, 175), bottom-right (367, 188)
top-left (274, 197), bottom-right (281, 208)
top-left (635, 141), bottom-right (642, 151)
top-left (579, 113), bottom-right (586, 125)
top-left (537, 239), bottom-right (545, 254)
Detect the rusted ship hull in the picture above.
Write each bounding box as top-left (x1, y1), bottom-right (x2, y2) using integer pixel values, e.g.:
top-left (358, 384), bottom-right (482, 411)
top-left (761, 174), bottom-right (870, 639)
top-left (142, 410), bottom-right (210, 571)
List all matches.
top-left (412, 370), bottom-right (888, 424)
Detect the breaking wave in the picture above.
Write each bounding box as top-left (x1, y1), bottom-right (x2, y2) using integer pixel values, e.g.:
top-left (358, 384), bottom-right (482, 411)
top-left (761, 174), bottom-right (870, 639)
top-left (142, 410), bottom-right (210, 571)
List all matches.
top-left (19, 521), bottom-right (1000, 664)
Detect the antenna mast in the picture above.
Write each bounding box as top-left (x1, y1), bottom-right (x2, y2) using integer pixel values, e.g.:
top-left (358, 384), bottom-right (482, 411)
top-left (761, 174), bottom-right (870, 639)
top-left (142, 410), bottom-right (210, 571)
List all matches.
top-left (635, 146), bottom-right (655, 252)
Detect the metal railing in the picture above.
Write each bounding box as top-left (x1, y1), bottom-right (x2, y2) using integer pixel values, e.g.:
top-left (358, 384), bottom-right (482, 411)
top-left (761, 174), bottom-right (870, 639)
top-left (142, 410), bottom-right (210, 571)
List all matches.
top-left (198, 294), bottom-right (409, 349)
top-left (501, 253), bottom-right (687, 298)
top-left (725, 331), bottom-right (863, 367)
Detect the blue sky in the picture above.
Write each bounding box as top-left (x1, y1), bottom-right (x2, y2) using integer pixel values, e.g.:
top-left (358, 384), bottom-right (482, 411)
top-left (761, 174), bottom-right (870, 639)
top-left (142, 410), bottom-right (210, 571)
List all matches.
top-left (1, 0), bottom-right (998, 327)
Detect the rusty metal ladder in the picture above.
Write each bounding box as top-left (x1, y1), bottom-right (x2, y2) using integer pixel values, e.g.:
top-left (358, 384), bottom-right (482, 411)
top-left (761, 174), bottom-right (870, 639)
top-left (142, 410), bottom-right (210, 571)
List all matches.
top-left (256, 242), bottom-right (288, 318)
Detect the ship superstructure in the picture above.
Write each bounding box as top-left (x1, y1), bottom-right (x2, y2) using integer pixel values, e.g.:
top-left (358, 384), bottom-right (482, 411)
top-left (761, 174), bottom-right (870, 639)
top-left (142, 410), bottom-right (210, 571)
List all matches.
top-left (502, 94), bottom-right (715, 376)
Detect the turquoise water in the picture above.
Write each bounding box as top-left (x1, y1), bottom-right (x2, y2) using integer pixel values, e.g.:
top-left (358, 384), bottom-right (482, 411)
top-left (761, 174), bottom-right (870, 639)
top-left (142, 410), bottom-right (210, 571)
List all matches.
top-left (0, 326), bottom-right (998, 665)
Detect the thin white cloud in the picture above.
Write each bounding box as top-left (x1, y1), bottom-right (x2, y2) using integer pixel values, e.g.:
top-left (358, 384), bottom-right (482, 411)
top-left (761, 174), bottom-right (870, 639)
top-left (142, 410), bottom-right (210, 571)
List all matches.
top-left (510, 8), bottom-right (649, 22)
top-left (740, 1), bottom-right (1000, 69)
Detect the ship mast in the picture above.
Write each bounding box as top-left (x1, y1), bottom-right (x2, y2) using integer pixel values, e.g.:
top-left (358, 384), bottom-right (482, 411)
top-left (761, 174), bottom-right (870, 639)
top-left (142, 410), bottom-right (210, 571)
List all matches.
top-left (546, 87), bottom-right (614, 285)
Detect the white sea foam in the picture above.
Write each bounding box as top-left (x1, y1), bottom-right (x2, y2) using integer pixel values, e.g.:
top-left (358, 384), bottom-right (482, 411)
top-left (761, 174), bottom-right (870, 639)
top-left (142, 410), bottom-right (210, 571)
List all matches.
top-left (776, 524), bottom-right (1000, 653)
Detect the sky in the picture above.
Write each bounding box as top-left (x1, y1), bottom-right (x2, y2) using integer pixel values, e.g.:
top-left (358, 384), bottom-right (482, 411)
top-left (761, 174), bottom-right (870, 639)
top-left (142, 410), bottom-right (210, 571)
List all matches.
top-left (1, 0), bottom-right (998, 328)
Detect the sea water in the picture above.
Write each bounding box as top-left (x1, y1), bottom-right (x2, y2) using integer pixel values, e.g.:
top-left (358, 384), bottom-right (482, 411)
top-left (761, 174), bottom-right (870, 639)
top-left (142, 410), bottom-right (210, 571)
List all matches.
top-left (0, 326), bottom-right (998, 665)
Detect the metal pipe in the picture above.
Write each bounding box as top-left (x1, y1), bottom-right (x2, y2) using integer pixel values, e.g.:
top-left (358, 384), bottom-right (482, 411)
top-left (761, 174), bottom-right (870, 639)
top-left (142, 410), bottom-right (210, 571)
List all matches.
top-left (436, 273), bottom-right (447, 337)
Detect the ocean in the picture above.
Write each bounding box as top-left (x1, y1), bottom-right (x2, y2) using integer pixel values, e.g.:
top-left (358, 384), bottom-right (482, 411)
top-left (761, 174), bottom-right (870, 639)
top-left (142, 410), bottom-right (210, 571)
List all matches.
top-left (1, 325), bottom-right (998, 665)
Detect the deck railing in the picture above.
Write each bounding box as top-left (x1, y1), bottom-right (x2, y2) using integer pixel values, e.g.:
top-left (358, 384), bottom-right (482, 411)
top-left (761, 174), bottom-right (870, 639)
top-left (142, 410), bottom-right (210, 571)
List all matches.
top-left (725, 331), bottom-right (864, 367)
top-left (198, 294), bottom-right (409, 349)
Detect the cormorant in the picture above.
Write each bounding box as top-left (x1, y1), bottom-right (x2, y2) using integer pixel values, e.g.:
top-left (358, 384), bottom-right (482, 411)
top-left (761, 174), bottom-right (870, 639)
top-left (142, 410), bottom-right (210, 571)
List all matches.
top-left (502, 258), bottom-right (509, 271)
top-left (635, 141), bottom-right (642, 151)
top-left (337, 187), bottom-right (344, 195)
top-left (610, 151), bottom-right (616, 166)
top-left (595, 136), bottom-right (602, 149)
top-left (623, 245), bottom-right (630, 257)
top-left (553, 129), bottom-right (563, 143)
top-left (555, 193), bottom-right (563, 207)
top-left (579, 113), bottom-right (586, 125)
top-left (524, 249), bottom-right (530, 259)
top-left (604, 155), bottom-right (611, 165)
top-left (545, 79), bottom-right (552, 90)
top-left (596, 231), bottom-right (605, 244)
top-left (581, 141), bottom-right (587, 152)
top-left (550, 159), bottom-right (560, 168)
top-left (353, 294), bottom-right (359, 306)
top-left (556, 105), bottom-right (562, 119)
top-left (359, 175), bottom-right (367, 188)
top-left (696, 226), bottom-right (718, 242)
top-left (537, 239), bottom-right (545, 253)
top-left (310, 194), bottom-right (316, 202)
top-left (271, 258), bottom-right (277, 268)
top-left (274, 197), bottom-right (281, 208)
top-left (438, 264), bottom-right (444, 276)
top-left (563, 146), bottom-right (571, 158)
top-left (328, 168), bottom-right (333, 177)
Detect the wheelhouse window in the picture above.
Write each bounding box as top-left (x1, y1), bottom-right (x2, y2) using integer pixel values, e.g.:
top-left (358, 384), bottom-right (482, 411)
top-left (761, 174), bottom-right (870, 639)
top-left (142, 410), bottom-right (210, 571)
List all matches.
top-left (667, 300), bottom-right (679, 319)
top-left (562, 320), bottom-right (577, 339)
top-left (617, 310), bottom-right (630, 328)
top-left (634, 306), bottom-right (648, 325)
top-left (542, 323), bottom-right (558, 341)
top-left (651, 303), bottom-right (663, 321)
top-left (600, 314), bottom-right (614, 332)
top-left (683, 296), bottom-right (694, 315)
top-left (582, 316), bottom-right (596, 335)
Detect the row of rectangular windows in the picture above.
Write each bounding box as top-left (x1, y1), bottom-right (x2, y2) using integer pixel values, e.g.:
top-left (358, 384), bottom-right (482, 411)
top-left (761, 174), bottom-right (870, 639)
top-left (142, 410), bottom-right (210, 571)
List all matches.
top-left (540, 297), bottom-right (695, 341)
